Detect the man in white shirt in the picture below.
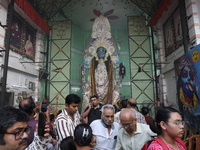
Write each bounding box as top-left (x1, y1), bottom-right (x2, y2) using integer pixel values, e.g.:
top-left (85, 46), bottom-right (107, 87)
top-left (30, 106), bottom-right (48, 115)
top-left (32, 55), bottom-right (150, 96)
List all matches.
top-left (90, 104), bottom-right (120, 150)
top-left (115, 108), bottom-right (156, 150)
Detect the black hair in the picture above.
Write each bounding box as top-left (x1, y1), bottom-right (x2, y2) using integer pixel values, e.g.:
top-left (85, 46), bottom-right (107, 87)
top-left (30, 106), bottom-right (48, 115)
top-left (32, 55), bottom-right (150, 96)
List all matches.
top-left (141, 107), bottom-right (149, 115)
top-left (60, 124), bottom-right (93, 149)
top-left (56, 109), bottom-right (62, 117)
top-left (65, 94), bottom-right (81, 105)
top-left (120, 99), bottom-right (128, 108)
top-left (60, 136), bottom-right (76, 150)
top-left (149, 106), bottom-right (179, 135)
top-left (90, 95), bottom-right (98, 100)
top-left (19, 96), bottom-right (36, 116)
top-left (50, 114), bottom-right (55, 122)
top-left (74, 123), bottom-right (93, 146)
top-left (0, 106), bottom-right (29, 145)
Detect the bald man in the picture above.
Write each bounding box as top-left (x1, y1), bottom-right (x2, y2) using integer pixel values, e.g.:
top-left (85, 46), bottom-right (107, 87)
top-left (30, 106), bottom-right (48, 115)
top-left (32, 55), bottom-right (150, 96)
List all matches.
top-left (127, 98), bottom-right (147, 124)
top-left (19, 97), bottom-right (54, 147)
top-left (19, 97), bottom-right (38, 146)
top-left (115, 108), bottom-right (156, 150)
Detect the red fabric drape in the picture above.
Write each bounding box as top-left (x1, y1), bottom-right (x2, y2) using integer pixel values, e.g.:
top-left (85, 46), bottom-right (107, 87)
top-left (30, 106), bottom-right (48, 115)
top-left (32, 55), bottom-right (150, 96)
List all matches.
top-left (149, 0), bottom-right (172, 27)
top-left (14, 0), bottom-right (50, 35)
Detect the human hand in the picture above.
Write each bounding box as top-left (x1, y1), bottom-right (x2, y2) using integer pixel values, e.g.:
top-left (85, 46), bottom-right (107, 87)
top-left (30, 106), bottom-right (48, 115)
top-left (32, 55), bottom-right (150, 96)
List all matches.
top-left (90, 136), bottom-right (96, 148)
top-left (50, 138), bottom-right (57, 145)
top-left (89, 102), bottom-right (93, 109)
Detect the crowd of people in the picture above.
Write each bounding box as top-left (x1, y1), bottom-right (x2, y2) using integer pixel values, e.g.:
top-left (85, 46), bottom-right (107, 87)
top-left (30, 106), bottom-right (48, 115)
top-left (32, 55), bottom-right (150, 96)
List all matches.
top-left (0, 93), bottom-right (187, 150)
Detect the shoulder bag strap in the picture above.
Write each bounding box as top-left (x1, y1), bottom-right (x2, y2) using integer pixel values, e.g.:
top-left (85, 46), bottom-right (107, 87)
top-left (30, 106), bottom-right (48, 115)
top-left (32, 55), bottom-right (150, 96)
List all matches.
top-left (153, 138), bottom-right (169, 150)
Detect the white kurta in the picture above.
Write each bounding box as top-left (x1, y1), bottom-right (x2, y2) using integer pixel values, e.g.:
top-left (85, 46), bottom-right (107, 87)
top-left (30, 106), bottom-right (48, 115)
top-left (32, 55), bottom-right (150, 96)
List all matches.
top-left (90, 119), bottom-right (121, 150)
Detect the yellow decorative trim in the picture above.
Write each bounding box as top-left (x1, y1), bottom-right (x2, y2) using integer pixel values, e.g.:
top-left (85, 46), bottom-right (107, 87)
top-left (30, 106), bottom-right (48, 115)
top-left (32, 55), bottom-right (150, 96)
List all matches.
top-left (59, 48), bottom-right (62, 51)
top-left (138, 45), bottom-right (142, 48)
top-left (141, 90), bottom-right (145, 93)
top-left (94, 53), bottom-right (99, 61)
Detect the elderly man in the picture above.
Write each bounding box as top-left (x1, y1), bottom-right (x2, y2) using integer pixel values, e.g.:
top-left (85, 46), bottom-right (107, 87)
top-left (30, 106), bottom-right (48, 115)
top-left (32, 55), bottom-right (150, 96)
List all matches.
top-left (115, 108), bottom-right (156, 150)
top-left (0, 106), bottom-right (51, 150)
top-left (127, 98), bottom-right (147, 124)
top-left (90, 104), bottom-right (120, 150)
top-left (82, 95), bottom-right (102, 124)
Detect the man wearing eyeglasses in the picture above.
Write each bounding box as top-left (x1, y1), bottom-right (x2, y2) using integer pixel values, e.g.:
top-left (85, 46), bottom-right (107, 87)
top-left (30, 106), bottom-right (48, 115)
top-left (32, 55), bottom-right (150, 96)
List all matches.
top-left (115, 108), bottom-right (156, 150)
top-left (0, 106), bottom-right (52, 150)
top-left (82, 95), bottom-right (102, 124)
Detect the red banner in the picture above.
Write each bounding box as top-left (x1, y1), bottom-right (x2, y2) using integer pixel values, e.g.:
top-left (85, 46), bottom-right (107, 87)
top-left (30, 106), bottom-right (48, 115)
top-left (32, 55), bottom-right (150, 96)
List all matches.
top-left (14, 0), bottom-right (50, 35)
top-left (149, 0), bottom-right (172, 27)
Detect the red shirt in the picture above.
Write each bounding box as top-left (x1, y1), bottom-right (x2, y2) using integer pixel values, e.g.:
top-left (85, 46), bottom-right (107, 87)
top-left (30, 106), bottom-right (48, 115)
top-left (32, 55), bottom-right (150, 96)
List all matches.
top-left (147, 140), bottom-right (186, 150)
top-left (145, 116), bottom-right (153, 125)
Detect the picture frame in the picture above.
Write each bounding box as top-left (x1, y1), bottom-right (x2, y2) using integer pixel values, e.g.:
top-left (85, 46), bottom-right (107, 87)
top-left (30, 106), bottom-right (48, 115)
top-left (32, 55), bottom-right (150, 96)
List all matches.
top-left (22, 91), bottom-right (27, 99)
top-left (28, 82), bottom-right (33, 89)
top-left (173, 7), bottom-right (183, 49)
top-left (10, 13), bottom-right (23, 51)
top-left (163, 17), bottom-right (175, 56)
top-left (32, 82), bottom-right (35, 91)
top-left (24, 23), bottom-right (36, 59)
top-left (8, 11), bottom-right (36, 60)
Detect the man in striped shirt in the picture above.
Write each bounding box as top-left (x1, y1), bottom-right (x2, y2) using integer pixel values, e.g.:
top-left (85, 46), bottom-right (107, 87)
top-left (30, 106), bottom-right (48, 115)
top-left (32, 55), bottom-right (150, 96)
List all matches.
top-left (127, 98), bottom-right (147, 124)
top-left (55, 94), bottom-right (81, 150)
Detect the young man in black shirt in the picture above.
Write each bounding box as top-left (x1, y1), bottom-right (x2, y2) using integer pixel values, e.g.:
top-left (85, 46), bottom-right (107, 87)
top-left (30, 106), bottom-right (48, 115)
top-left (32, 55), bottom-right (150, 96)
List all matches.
top-left (82, 95), bottom-right (102, 124)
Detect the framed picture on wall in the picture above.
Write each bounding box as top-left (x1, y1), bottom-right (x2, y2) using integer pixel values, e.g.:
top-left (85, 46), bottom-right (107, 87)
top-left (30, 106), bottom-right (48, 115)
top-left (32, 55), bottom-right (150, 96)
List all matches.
top-left (22, 91), bottom-right (27, 99)
top-left (32, 83), bottom-right (35, 91)
top-left (28, 82), bottom-right (33, 89)
top-left (163, 17), bottom-right (175, 56)
top-left (24, 23), bottom-right (36, 59)
top-left (173, 7), bottom-right (183, 49)
top-left (10, 13), bottom-right (23, 51)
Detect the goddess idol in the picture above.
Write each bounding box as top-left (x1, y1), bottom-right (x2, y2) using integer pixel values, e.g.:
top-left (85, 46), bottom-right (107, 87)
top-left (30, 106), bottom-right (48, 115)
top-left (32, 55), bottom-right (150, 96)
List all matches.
top-left (82, 15), bottom-right (120, 110)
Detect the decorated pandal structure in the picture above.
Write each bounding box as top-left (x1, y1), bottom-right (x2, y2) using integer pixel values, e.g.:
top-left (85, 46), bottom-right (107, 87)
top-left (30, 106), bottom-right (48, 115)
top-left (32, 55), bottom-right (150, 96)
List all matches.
top-left (81, 15), bottom-right (124, 111)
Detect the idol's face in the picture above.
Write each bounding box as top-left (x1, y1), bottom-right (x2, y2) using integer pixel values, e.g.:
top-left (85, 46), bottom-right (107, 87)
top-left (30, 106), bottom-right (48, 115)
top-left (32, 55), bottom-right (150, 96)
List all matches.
top-left (97, 47), bottom-right (106, 59)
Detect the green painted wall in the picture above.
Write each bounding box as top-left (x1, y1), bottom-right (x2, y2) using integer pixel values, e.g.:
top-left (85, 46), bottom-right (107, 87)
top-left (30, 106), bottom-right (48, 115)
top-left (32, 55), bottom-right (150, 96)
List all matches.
top-left (70, 24), bottom-right (90, 108)
top-left (111, 29), bottom-right (131, 99)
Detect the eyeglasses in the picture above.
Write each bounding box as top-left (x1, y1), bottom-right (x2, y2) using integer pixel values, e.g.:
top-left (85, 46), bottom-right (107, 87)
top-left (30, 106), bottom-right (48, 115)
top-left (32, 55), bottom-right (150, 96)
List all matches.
top-left (121, 119), bottom-right (135, 128)
top-left (4, 126), bottom-right (31, 140)
top-left (167, 121), bottom-right (185, 127)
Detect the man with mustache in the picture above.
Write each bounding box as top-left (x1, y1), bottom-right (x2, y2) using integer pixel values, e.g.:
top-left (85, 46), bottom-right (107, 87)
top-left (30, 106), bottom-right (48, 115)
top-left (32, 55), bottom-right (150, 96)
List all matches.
top-left (0, 106), bottom-right (52, 150)
top-left (90, 104), bottom-right (120, 150)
